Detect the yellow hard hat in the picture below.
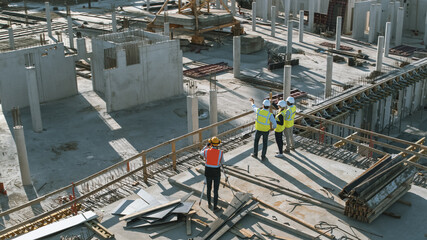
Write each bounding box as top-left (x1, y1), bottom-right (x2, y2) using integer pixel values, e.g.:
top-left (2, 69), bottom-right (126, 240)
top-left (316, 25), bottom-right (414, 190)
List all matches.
top-left (209, 136), bottom-right (221, 146)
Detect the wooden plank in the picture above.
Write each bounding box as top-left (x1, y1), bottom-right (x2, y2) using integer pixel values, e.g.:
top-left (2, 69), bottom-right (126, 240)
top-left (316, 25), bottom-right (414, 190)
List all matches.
top-left (210, 202), bottom-right (259, 240)
top-left (120, 191), bottom-right (192, 221)
top-left (194, 192), bottom-right (252, 240)
top-left (14, 211), bottom-right (98, 240)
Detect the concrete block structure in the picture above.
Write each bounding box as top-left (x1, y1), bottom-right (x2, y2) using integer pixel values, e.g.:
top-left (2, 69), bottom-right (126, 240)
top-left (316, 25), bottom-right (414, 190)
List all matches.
top-left (0, 43), bottom-right (77, 111)
top-left (91, 30), bottom-right (184, 112)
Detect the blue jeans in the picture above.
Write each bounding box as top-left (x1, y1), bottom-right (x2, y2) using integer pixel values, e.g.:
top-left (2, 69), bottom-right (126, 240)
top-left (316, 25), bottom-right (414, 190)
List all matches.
top-left (254, 130), bottom-right (269, 158)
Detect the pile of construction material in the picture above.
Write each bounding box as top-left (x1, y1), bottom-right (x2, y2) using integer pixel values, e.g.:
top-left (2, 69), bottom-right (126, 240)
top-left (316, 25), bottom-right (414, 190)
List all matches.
top-left (116, 189), bottom-right (194, 229)
top-left (339, 155), bottom-right (416, 223)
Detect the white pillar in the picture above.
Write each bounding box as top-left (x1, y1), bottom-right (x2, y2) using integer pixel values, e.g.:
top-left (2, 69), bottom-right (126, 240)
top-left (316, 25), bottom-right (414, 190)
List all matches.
top-left (384, 22), bottom-right (391, 57)
top-left (286, 21), bottom-right (293, 61)
top-left (8, 28), bottom-right (14, 50)
top-left (67, 16), bottom-right (74, 49)
top-left (336, 16), bottom-right (342, 50)
top-left (395, 7), bottom-right (404, 46)
top-left (233, 36), bottom-right (241, 78)
top-left (375, 3), bottom-right (382, 34)
top-left (26, 67), bottom-right (43, 133)
top-left (308, 0), bottom-right (314, 32)
top-left (325, 55), bottom-right (333, 98)
top-left (293, 0), bottom-right (299, 16)
top-left (14, 126), bottom-right (32, 186)
top-left (424, 13), bottom-right (427, 45)
top-left (388, 2), bottom-right (395, 37)
top-left (209, 89), bottom-right (218, 136)
top-left (45, 2), bottom-right (52, 37)
top-left (77, 38), bottom-right (87, 59)
top-left (299, 10), bottom-right (304, 42)
top-left (376, 36), bottom-right (384, 72)
top-left (216, 0), bottom-right (220, 9)
top-left (368, 3), bottom-right (377, 43)
top-left (284, 0), bottom-right (290, 26)
top-left (394, 1), bottom-right (400, 39)
top-left (252, 2), bottom-right (256, 31)
top-left (262, 0), bottom-right (268, 22)
top-left (231, 0), bottom-right (236, 15)
top-left (112, 9), bottom-right (117, 32)
top-left (146, 0), bottom-right (150, 11)
top-left (164, 22), bottom-right (170, 38)
top-left (271, 6), bottom-right (276, 37)
top-left (187, 95), bottom-right (199, 144)
top-left (284, 65), bottom-right (291, 98)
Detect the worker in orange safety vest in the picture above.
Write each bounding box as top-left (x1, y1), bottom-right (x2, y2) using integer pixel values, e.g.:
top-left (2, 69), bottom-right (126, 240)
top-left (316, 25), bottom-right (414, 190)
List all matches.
top-left (200, 136), bottom-right (224, 211)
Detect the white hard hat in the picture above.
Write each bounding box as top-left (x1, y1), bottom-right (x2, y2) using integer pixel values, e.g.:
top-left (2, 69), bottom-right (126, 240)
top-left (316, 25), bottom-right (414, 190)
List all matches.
top-left (262, 99), bottom-right (271, 107)
top-left (278, 100), bottom-right (286, 108)
top-left (286, 96), bottom-right (295, 104)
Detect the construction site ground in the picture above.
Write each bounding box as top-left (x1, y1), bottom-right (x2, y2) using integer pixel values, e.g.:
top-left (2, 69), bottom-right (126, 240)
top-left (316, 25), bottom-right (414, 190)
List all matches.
top-left (0, 0), bottom-right (426, 238)
top-left (41, 137), bottom-right (427, 240)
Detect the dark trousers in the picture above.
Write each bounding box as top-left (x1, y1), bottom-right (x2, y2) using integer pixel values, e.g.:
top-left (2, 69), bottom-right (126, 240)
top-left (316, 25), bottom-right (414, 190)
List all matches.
top-left (205, 167), bottom-right (221, 208)
top-left (275, 131), bottom-right (283, 154)
top-left (254, 130), bottom-right (269, 158)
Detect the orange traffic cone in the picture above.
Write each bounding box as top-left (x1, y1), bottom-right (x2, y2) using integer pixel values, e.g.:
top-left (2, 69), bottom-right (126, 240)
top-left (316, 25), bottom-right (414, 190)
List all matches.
top-left (0, 182), bottom-right (7, 195)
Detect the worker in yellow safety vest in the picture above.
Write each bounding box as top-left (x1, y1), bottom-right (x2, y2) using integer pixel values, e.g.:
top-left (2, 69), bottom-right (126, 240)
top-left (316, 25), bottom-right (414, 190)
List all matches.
top-left (284, 97), bottom-right (296, 153)
top-left (249, 98), bottom-right (277, 161)
top-left (200, 136), bottom-right (224, 211)
top-left (274, 100), bottom-right (287, 158)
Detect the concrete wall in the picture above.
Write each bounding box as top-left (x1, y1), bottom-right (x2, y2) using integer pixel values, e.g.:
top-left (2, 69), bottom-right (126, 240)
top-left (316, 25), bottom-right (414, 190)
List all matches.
top-left (99, 39), bottom-right (184, 112)
top-left (403, 0), bottom-right (427, 32)
top-left (0, 43), bottom-right (77, 111)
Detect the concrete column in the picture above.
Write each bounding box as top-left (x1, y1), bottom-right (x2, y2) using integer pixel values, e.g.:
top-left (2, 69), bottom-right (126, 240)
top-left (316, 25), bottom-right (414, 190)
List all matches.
top-left (395, 7), bottom-right (404, 46)
top-left (384, 95), bottom-right (392, 128)
top-left (112, 9), bottom-right (117, 32)
top-left (164, 22), bottom-right (170, 38)
top-left (375, 3), bottom-right (382, 34)
top-left (45, 2), bottom-right (52, 37)
top-left (299, 10), bottom-right (304, 42)
top-left (67, 16), bottom-right (74, 49)
top-left (384, 22), bottom-right (391, 57)
top-left (231, 0), bottom-right (236, 15)
top-left (388, 2), bottom-right (395, 36)
top-left (117, 49), bottom-right (126, 67)
top-left (286, 21), bottom-right (293, 61)
top-left (252, 2), bottom-right (256, 31)
top-left (424, 13), bottom-right (427, 45)
top-left (8, 28), bottom-right (14, 50)
top-left (14, 126), bottom-right (32, 185)
top-left (283, 65), bottom-right (291, 98)
top-left (233, 36), bottom-right (241, 78)
top-left (371, 101), bottom-right (379, 131)
top-left (284, 0), bottom-right (290, 25)
top-left (262, 0), bottom-right (268, 22)
top-left (146, 0), bottom-right (150, 11)
top-left (376, 36), bottom-right (384, 72)
top-left (308, 0), bottom-right (314, 32)
top-left (209, 89), bottom-right (218, 136)
top-left (187, 95), bottom-right (199, 144)
top-left (324, 54), bottom-right (333, 98)
top-left (293, 0), bottom-right (299, 16)
top-left (164, 0), bottom-right (168, 11)
top-left (216, 0), bottom-right (220, 9)
top-left (394, 1), bottom-right (400, 39)
top-left (26, 67), bottom-right (43, 133)
top-left (336, 16), bottom-right (342, 50)
top-left (368, 3), bottom-right (377, 43)
top-left (271, 6), bottom-right (276, 37)
top-left (77, 38), bottom-right (87, 59)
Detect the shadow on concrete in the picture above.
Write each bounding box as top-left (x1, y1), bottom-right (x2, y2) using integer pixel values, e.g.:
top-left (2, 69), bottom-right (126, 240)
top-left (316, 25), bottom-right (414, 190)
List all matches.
top-left (24, 185), bottom-right (44, 217)
top-left (0, 194), bottom-right (11, 224)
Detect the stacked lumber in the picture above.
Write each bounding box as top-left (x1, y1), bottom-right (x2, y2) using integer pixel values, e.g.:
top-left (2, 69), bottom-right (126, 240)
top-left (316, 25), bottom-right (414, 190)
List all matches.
top-left (116, 189), bottom-right (194, 228)
top-left (339, 155), bottom-right (416, 223)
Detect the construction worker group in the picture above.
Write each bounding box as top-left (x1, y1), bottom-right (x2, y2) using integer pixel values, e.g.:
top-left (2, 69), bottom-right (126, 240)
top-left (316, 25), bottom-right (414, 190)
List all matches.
top-left (250, 96), bottom-right (296, 161)
top-left (200, 96), bottom-right (296, 211)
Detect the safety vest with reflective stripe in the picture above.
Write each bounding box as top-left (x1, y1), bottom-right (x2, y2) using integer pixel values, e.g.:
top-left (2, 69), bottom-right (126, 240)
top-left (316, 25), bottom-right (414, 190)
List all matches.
top-left (204, 148), bottom-right (222, 168)
top-left (255, 109), bottom-right (271, 132)
top-left (285, 105), bottom-right (296, 128)
top-left (274, 110), bottom-right (286, 132)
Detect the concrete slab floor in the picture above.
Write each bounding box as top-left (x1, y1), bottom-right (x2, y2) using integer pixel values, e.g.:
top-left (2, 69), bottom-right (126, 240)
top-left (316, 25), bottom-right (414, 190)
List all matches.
top-left (41, 137), bottom-right (427, 240)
